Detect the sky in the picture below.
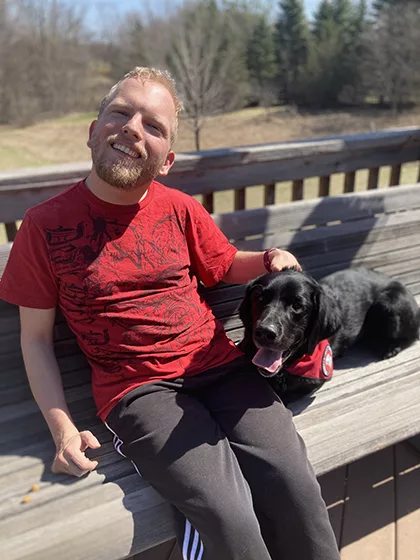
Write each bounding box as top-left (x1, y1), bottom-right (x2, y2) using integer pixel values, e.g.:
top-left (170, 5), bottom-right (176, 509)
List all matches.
top-left (79, 0), bottom-right (321, 32)
top-left (96, 0), bottom-right (320, 15)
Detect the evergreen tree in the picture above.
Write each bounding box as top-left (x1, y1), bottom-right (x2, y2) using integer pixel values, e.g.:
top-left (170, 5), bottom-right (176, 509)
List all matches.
top-left (301, 0), bottom-right (367, 107)
top-left (275, 0), bottom-right (309, 103)
top-left (312, 0), bottom-right (335, 41)
top-left (247, 15), bottom-right (277, 105)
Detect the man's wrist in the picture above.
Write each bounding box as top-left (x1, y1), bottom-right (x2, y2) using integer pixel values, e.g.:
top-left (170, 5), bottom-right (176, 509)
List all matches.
top-left (47, 411), bottom-right (79, 449)
top-left (263, 248), bottom-right (277, 273)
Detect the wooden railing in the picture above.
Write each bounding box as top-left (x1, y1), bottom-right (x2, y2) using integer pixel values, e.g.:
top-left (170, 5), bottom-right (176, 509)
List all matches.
top-left (1, 127), bottom-right (420, 242)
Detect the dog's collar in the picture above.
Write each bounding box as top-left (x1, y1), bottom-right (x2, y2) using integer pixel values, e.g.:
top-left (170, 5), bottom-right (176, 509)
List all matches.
top-left (284, 340), bottom-right (333, 380)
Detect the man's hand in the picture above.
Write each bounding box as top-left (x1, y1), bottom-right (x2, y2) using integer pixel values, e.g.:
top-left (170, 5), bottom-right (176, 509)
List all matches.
top-left (52, 430), bottom-right (101, 477)
top-left (268, 248), bottom-right (302, 272)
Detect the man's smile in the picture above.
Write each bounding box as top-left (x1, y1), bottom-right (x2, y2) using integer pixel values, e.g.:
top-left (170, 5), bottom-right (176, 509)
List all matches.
top-left (112, 143), bottom-right (140, 159)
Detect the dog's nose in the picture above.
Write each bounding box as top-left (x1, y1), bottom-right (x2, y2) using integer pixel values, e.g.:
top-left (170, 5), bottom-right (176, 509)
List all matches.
top-left (254, 325), bottom-right (277, 344)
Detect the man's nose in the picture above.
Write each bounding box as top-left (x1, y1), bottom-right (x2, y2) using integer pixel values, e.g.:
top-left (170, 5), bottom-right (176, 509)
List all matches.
top-left (122, 114), bottom-right (143, 141)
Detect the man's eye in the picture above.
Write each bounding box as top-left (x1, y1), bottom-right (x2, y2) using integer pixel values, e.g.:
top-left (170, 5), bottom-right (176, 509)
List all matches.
top-left (147, 123), bottom-right (162, 133)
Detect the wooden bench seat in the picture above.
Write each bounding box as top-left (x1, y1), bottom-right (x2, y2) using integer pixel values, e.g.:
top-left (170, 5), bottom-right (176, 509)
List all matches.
top-left (2, 184), bottom-right (420, 559)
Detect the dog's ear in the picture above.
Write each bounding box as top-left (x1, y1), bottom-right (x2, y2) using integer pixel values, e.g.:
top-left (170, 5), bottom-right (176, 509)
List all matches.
top-left (239, 281), bottom-right (254, 331)
top-left (238, 280), bottom-right (259, 353)
top-left (305, 285), bottom-right (340, 355)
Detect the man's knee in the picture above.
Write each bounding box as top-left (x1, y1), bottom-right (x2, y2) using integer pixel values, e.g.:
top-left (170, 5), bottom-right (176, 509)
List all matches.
top-left (183, 486), bottom-right (259, 537)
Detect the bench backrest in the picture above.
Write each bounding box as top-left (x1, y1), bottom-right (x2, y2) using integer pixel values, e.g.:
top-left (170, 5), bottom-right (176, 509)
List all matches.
top-left (2, 183), bottom-right (420, 454)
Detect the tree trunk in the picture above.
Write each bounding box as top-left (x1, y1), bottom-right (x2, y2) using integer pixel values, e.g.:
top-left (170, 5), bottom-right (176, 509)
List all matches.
top-left (194, 117), bottom-right (201, 151)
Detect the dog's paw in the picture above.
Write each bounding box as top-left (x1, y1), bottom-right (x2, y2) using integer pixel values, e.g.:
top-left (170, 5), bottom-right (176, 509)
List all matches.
top-left (383, 346), bottom-right (402, 360)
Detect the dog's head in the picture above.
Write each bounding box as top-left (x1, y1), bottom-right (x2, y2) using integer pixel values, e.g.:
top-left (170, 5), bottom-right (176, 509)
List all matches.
top-left (239, 268), bottom-right (340, 377)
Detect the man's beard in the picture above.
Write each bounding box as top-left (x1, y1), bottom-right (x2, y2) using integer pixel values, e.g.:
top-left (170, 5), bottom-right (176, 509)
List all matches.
top-left (91, 134), bottom-right (165, 191)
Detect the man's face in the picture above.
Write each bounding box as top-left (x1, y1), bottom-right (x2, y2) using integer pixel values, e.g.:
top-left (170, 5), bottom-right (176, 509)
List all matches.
top-left (87, 78), bottom-right (176, 190)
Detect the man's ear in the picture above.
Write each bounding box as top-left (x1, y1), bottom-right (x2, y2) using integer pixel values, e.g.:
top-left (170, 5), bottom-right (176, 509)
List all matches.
top-left (87, 120), bottom-right (97, 150)
top-left (158, 151), bottom-right (176, 176)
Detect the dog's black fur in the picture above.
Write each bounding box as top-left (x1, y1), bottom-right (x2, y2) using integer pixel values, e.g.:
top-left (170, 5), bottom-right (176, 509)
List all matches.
top-left (239, 267), bottom-right (420, 400)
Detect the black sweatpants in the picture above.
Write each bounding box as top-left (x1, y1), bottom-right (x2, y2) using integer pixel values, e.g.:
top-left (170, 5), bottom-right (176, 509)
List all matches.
top-left (105, 357), bottom-right (340, 560)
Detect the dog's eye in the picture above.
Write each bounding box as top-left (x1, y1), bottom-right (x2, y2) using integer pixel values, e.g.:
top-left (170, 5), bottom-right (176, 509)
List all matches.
top-left (291, 301), bottom-right (303, 314)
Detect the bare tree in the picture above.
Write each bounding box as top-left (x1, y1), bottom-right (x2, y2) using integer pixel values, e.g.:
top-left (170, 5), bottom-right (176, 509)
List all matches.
top-left (167, 0), bottom-right (246, 150)
top-left (17, 0), bottom-right (91, 114)
top-left (364, 2), bottom-right (420, 114)
top-left (0, 0), bottom-right (92, 125)
top-left (0, 0), bottom-right (29, 124)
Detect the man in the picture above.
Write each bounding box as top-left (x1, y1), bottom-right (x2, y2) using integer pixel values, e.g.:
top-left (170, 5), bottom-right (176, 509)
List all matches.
top-left (0, 67), bottom-right (340, 560)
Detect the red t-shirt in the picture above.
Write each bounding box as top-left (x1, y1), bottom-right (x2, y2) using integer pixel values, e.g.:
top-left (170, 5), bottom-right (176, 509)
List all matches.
top-left (0, 180), bottom-right (242, 420)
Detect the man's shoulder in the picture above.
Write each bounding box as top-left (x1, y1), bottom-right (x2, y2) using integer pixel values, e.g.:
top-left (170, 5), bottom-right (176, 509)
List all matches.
top-left (153, 180), bottom-right (203, 210)
top-left (26, 181), bottom-right (84, 224)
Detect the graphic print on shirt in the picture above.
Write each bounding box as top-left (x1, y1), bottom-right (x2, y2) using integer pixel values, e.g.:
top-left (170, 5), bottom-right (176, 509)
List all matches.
top-left (44, 209), bottom-right (212, 377)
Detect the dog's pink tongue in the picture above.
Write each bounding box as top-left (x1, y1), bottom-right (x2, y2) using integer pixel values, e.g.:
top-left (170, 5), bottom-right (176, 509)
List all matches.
top-left (252, 348), bottom-right (283, 373)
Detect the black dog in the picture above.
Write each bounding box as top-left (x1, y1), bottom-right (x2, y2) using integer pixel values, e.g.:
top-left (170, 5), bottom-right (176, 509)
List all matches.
top-left (239, 267), bottom-right (420, 400)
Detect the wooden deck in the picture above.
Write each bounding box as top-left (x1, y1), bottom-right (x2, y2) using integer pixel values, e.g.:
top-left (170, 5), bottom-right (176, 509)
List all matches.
top-left (320, 438), bottom-right (420, 559)
top-left (133, 439), bottom-right (420, 560)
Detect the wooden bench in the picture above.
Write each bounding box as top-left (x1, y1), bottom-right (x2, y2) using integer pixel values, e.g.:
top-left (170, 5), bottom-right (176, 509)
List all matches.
top-left (2, 181), bottom-right (420, 559)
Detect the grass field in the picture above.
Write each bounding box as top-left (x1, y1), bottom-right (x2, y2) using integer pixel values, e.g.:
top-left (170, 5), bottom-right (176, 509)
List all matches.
top-left (1, 105), bottom-right (420, 170)
top-left (1, 105), bottom-right (420, 243)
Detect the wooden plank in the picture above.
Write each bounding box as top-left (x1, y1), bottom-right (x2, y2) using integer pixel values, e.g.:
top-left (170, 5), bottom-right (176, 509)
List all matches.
top-left (292, 179), bottom-right (304, 201)
top-left (293, 353), bottom-right (420, 475)
top-left (344, 171), bottom-right (356, 193)
top-left (407, 433), bottom-right (420, 454)
top-left (234, 188), bottom-right (246, 210)
top-left (300, 231), bottom-right (420, 272)
top-left (5, 222), bottom-right (18, 242)
top-left (234, 212), bottom-right (420, 256)
top-left (395, 443), bottom-right (420, 560)
top-left (131, 539), bottom-right (180, 560)
top-left (0, 480), bottom-right (175, 560)
top-left (317, 466), bottom-right (347, 545)
top-left (168, 543), bottom-right (183, 560)
top-left (340, 447), bottom-right (395, 559)
top-left (3, 129), bottom-right (420, 189)
top-left (0, 161), bottom-right (91, 187)
top-left (1, 129), bottom-right (420, 218)
top-left (0, 331), bottom-right (83, 358)
top-left (319, 175), bottom-right (330, 197)
top-left (202, 193), bottom-right (214, 214)
top-left (141, 146), bottom-right (420, 196)
top-left (368, 167), bottom-right (380, 190)
top-left (390, 164), bottom-right (402, 186)
top-left (264, 182), bottom-right (275, 205)
top-left (0, 242), bottom-right (12, 278)
top-left (212, 183), bottom-right (420, 241)
top-left (308, 244), bottom-right (420, 282)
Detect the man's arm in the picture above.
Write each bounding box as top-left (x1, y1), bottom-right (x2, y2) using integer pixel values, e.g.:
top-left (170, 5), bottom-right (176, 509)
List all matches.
top-left (20, 306), bottom-right (100, 477)
top-left (221, 248), bottom-right (301, 284)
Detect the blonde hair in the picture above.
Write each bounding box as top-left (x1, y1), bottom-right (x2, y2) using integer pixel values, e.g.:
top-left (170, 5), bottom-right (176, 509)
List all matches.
top-left (98, 67), bottom-right (183, 145)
